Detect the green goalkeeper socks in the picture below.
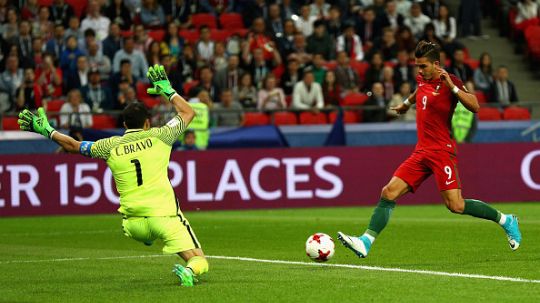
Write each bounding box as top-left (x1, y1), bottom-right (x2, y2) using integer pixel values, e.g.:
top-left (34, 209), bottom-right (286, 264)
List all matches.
top-left (365, 198), bottom-right (396, 238)
top-left (463, 199), bottom-right (501, 222)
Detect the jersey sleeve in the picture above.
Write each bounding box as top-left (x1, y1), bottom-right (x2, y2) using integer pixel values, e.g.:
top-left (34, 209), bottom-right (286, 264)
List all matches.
top-left (450, 74), bottom-right (466, 91)
top-left (151, 115), bottom-right (187, 146)
top-left (88, 137), bottom-right (117, 160)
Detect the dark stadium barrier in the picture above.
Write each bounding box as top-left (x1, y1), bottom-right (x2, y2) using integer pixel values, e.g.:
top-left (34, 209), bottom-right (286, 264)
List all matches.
top-left (0, 143), bottom-right (539, 216)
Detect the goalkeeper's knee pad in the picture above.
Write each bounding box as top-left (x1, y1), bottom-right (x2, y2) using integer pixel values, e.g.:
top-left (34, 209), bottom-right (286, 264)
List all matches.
top-left (187, 256), bottom-right (209, 276)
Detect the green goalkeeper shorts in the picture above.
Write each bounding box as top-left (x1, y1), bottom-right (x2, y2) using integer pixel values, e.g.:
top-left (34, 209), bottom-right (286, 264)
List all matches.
top-left (122, 212), bottom-right (201, 254)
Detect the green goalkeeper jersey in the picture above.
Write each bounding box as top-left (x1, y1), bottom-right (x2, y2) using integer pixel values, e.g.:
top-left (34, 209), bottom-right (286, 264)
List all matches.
top-left (87, 116), bottom-right (186, 217)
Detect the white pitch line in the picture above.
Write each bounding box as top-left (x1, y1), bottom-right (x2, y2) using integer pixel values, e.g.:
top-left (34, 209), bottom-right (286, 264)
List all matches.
top-left (1, 254), bottom-right (539, 284)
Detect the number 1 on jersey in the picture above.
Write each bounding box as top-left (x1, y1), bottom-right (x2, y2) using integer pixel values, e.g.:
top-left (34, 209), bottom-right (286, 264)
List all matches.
top-left (130, 159), bottom-right (143, 186)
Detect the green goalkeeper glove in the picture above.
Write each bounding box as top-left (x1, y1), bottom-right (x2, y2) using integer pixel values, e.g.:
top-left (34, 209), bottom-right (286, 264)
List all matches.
top-left (147, 64), bottom-right (177, 101)
top-left (18, 107), bottom-right (56, 139)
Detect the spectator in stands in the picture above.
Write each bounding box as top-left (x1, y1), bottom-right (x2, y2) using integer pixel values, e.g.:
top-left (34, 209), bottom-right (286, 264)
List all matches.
top-left (371, 27), bottom-right (399, 61)
top-left (163, 0), bottom-right (193, 28)
top-left (292, 70), bottom-right (324, 111)
top-left (247, 18), bottom-right (275, 62)
top-left (213, 89), bottom-right (244, 127)
top-left (337, 23), bottom-right (364, 62)
top-left (178, 44), bottom-right (197, 82)
top-left (290, 33), bottom-right (312, 67)
top-left (36, 53), bottom-right (63, 99)
top-left (381, 1), bottom-right (405, 31)
top-left (11, 21), bottom-right (33, 67)
top-left (396, 26), bottom-right (417, 55)
top-left (213, 42), bottom-right (228, 71)
top-left (322, 70), bottom-right (341, 107)
top-left (243, 47), bottom-right (279, 89)
top-left (133, 24), bottom-right (153, 53)
top-left (161, 54), bottom-right (183, 93)
top-left (449, 49), bottom-right (473, 82)
top-left (1, 8), bottom-right (18, 41)
top-left (439, 49), bottom-right (448, 68)
top-left (226, 33), bottom-right (242, 56)
top-left (276, 19), bottom-right (296, 60)
top-left (307, 20), bottom-right (335, 61)
top-left (280, 0), bottom-right (298, 21)
top-left (326, 6), bottom-right (343, 40)
top-left (45, 24), bottom-right (66, 60)
top-left (473, 52), bottom-right (494, 95)
top-left (29, 36), bottom-right (44, 69)
top-left (65, 15), bottom-right (83, 45)
top-left (113, 36), bottom-right (149, 81)
top-left (491, 65), bottom-right (519, 106)
top-left (380, 66), bottom-right (394, 100)
top-left (111, 59), bottom-right (137, 102)
top-left (335, 50), bottom-right (360, 94)
top-left (152, 95), bottom-right (177, 126)
top-left (15, 68), bottom-right (42, 111)
top-left (388, 81), bottom-right (415, 121)
top-left (64, 55), bottom-right (89, 91)
top-left (420, 23), bottom-right (443, 47)
top-left (364, 82), bottom-right (388, 122)
top-left (35, 7), bottom-right (53, 39)
top-left (364, 52), bottom-right (384, 91)
top-left (195, 25), bottom-right (214, 66)
top-left (311, 53), bottom-right (327, 85)
top-left (146, 41), bottom-right (162, 66)
top-left (421, 0), bottom-right (445, 20)
top-left (115, 82), bottom-right (134, 110)
top-left (310, 0), bottom-right (330, 18)
top-left (60, 35), bottom-right (84, 73)
top-left (355, 7), bottom-right (382, 51)
top-left (280, 54), bottom-right (303, 92)
top-left (404, 3), bottom-right (431, 39)
top-left (0, 55), bottom-right (23, 108)
top-left (81, 69), bottom-right (113, 112)
top-left (81, 0), bottom-right (110, 41)
top-left (215, 55), bottom-right (244, 92)
top-left (105, 0), bottom-right (132, 31)
top-left (22, 0), bottom-right (39, 20)
top-left (197, 66), bottom-right (220, 102)
top-left (160, 22), bottom-right (184, 64)
top-left (396, 0), bottom-right (412, 17)
top-left (433, 4), bottom-right (463, 55)
top-left (180, 129), bottom-right (198, 151)
top-left (515, 0), bottom-right (538, 29)
top-left (459, 0), bottom-right (484, 39)
top-left (59, 89), bottom-right (92, 129)
top-left (50, 0), bottom-right (74, 27)
top-left (102, 23), bottom-right (122, 62)
top-left (267, 3), bottom-right (285, 38)
top-left (87, 40), bottom-right (111, 81)
top-left (295, 4), bottom-right (318, 37)
top-left (141, 0), bottom-right (165, 28)
top-left (257, 74), bottom-right (286, 111)
top-left (235, 72), bottom-right (258, 110)
top-left (393, 50), bottom-right (413, 87)
top-left (79, 28), bottom-right (101, 57)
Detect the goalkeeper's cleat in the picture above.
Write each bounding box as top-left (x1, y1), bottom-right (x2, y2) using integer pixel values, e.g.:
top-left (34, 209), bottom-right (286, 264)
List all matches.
top-left (337, 232), bottom-right (371, 258)
top-left (172, 264), bottom-right (197, 287)
top-left (501, 215), bottom-right (521, 251)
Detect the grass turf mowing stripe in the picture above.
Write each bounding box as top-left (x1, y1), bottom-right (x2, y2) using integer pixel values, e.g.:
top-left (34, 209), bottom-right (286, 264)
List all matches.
top-left (1, 254), bottom-right (539, 284)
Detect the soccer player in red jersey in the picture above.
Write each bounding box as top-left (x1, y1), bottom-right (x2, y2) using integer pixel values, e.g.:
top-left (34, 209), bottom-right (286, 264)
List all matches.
top-left (338, 41), bottom-right (522, 258)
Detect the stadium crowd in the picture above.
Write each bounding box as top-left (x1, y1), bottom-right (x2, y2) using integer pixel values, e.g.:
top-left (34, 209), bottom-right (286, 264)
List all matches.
top-left (0, 0), bottom-right (532, 131)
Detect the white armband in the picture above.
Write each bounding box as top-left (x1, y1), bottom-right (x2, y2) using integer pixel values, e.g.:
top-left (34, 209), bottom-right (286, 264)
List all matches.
top-left (452, 86), bottom-right (460, 94)
top-left (403, 99), bottom-right (411, 106)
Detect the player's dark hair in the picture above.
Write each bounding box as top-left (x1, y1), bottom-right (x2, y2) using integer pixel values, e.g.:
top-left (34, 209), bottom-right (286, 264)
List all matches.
top-left (123, 102), bottom-right (151, 129)
top-left (415, 40), bottom-right (441, 62)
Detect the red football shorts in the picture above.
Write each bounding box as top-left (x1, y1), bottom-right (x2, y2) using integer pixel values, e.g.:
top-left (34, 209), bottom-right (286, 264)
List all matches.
top-left (393, 149), bottom-right (461, 192)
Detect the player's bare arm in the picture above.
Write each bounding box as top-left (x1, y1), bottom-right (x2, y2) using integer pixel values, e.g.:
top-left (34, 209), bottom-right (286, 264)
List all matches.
top-left (391, 89), bottom-right (417, 114)
top-left (436, 66), bottom-right (480, 113)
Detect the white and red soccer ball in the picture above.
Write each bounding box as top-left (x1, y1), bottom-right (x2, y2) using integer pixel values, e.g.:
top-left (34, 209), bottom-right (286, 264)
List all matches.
top-left (305, 233), bottom-right (335, 262)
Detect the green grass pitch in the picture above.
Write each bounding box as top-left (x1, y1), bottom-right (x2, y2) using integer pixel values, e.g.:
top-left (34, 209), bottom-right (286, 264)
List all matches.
top-left (1, 203), bottom-right (540, 302)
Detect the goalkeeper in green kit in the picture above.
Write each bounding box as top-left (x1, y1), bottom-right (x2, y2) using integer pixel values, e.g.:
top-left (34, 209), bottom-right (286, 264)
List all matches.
top-left (18, 65), bottom-right (208, 287)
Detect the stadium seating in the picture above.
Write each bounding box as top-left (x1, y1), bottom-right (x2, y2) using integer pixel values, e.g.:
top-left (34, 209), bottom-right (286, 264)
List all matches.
top-left (66, 0), bottom-right (87, 18)
top-left (148, 30), bottom-right (166, 42)
top-left (92, 115), bottom-right (117, 129)
top-left (178, 30), bottom-right (200, 44)
top-left (1, 116), bottom-right (19, 130)
top-left (474, 91), bottom-right (488, 104)
top-left (272, 112), bottom-right (297, 125)
top-left (37, 0), bottom-right (53, 6)
top-left (342, 93), bottom-right (369, 106)
top-left (323, 61), bottom-right (337, 71)
top-left (192, 14), bottom-right (218, 29)
top-left (478, 107), bottom-right (502, 121)
top-left (183, 80), bottom-right (199, 95)
top-left (141, 97), bottom-right (160, 109)
top-left (329, 110), bottom-right (360, 124)
top-left (210, 29), bottom-right (231, 42)
top-left (299, 112), bottom-right (328, 125)
top-left (136, 82), bottom-right (152, 100)
top-left (350, 61), bottom-right (370, 80)
top-left (46, 99), bottom-right (65, 112)
top-left (243, 112), bottom-right (270, 126)
top-left (502, 106), bottom-right (531, 120)
top-left (219, 13), bottom-right (245, 30)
